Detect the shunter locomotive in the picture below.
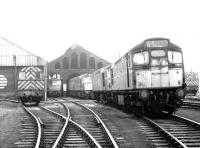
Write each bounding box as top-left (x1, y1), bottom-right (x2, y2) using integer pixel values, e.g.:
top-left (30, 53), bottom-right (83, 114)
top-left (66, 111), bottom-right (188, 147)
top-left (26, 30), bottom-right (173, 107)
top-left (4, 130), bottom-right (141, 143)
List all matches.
top-left (185, 71), bottom-right (199, 96)
top-left (18, 66), bottom-right (46, 106)
top-left (69, 37), bottom-right (186, 115)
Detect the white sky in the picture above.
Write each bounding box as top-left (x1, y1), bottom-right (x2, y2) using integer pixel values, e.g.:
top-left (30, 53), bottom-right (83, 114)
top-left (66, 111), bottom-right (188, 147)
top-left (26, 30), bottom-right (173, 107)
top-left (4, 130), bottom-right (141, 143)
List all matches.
top-left (0, 0), bottom-right (200, 73)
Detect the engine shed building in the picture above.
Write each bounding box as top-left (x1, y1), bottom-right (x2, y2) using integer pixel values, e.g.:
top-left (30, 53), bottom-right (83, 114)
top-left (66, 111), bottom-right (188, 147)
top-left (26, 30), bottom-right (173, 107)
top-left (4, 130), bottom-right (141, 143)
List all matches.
top-left (0, 37), bottom-right (47, 99)
top-left (47, 44), bottom-right (110, 95)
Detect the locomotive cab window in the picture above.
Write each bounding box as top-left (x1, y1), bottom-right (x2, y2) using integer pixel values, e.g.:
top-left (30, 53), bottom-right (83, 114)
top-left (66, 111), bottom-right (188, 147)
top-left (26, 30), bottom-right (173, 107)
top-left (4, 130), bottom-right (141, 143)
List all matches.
top-left (168, 51), bottom-right (182, 64)
top-left (150, 50), bottom-right (168, 66)
top-left (151, 58), bottom-right (168, 66)
top-left (151, 50), bottom-right (166, 57)
top-left (19, 72), bottom-right (26, 80)
top-left (36, 71), bottom-right (41, 79)
top-left (133, 51), bottom-right (149, 65)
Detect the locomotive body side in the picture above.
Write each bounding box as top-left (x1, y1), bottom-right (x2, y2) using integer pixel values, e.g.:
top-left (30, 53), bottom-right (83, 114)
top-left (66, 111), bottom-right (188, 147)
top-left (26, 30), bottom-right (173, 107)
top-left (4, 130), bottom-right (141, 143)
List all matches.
top-left (81, 74), bottom-right (93, 99)
top-left (69, 76), bottom-right (81, 97)
top-left (69, 73), bottom-right (93, 99)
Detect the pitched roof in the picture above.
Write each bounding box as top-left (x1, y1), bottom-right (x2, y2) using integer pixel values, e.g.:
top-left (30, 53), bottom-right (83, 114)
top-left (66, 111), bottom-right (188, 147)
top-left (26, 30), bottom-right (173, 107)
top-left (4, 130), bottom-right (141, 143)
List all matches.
top-left (50, 44), bottom-right (110, 64)
top-left (0, 36), bottom-right (46, 66)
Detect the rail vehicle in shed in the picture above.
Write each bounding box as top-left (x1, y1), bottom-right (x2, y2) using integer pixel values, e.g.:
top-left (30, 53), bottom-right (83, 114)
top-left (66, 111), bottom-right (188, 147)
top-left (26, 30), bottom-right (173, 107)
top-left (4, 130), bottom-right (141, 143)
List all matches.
top-left (185, 71), bottom-right (199, 96)
top-left (69, 73), bottom-right (93, 99)
top-left (69, 37), bottom-right (186, 116)
top-left (47, 73), bottom-right (62, 97)
top-left (0, 37), bottom-right (47, 106)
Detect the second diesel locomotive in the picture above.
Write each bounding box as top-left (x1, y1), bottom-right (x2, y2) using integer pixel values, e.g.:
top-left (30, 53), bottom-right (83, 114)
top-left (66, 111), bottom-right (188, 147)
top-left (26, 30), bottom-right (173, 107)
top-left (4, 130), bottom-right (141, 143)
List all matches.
top-left (185, 71), bottom-right (199, 96)
top-left (69, 37), bottom-right (186, 115)
top-left (47, 73), bottom-right (62, 97)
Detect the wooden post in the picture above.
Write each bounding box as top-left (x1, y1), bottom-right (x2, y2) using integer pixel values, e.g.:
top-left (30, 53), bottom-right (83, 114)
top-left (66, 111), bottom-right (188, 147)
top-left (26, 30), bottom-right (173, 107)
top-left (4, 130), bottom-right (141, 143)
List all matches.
top-left (13, 55), bottom-right (17, 94)
top-left (44, 64), bottom-right (47, 101)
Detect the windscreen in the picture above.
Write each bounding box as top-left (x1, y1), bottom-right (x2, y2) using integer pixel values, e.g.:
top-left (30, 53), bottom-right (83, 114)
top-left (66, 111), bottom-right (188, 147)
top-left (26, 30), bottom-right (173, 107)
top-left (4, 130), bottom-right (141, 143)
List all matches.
top-left (133, 51), bottom-right (149, 65)
top-left (168, 51), bottom-right (182, 64)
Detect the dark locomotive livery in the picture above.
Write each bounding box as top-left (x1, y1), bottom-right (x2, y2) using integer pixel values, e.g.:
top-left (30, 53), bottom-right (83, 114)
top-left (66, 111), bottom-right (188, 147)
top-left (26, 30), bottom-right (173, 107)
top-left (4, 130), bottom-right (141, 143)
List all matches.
top-left (69, 38), bottom-right (186, 115)
top-left (18, 66), bottom-right (45, 106)
top-left (47, 73), bottom-right (62, 97)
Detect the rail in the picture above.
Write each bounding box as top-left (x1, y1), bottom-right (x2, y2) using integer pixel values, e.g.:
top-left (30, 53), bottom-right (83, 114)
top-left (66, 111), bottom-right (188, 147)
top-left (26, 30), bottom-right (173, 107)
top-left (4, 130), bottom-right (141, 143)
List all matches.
top-left (143, 116), bottom-right (187, 148)
top-left (173, 114), bottom-right (200, 128)
top-left (40, 106), bottom-right (68, 148)
top-left (23, 106), bottom-right (42, 148)
top-left (0, 99), bottom-right (18, 103)
top-left (72, 101), bottom-right (119, 148)
top-left (69, 118), bottom-right (102, 148)
top-left (41, 103), bottom-right (102, 148)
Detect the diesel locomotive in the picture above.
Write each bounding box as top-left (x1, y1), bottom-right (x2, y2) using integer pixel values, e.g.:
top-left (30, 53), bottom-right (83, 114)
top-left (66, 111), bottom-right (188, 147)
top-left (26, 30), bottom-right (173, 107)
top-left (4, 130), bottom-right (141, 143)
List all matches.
top-left (18, 66), bottom-right (45, 106)
top-left (69, 37), bottom-right (186, 115)
top-left (47, 73), bottom-right (62, 97)
top-left (185, 71), bottom-right (199, 96)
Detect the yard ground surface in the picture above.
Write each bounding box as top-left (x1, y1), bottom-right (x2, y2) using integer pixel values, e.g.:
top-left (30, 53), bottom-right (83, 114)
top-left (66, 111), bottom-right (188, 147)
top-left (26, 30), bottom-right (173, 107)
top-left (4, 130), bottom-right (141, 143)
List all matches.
top-left (1, 98), bottom-right (200, 148)
top-left (0, 101), bottom-right (22, 148)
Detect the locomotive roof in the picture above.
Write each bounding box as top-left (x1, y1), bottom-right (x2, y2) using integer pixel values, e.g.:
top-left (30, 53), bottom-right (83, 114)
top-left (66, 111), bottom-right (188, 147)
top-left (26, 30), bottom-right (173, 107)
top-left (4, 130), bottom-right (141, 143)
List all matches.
top-left (114, 37), bottom-right (182, 65)
top-left (131, 37), bottom-right (182, 53)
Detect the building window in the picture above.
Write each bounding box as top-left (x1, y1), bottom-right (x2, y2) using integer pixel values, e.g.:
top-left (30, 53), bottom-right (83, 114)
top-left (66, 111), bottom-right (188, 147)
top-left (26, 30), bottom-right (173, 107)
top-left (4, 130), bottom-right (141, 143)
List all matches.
top-left (63, 57), bottom-right (69, 69)
top-left (89, 57), bottom-right (95, 69)
top-left (71, 52), bottom-right (78, 69)
top-left (97, 62), bottom-right (103, 69)
top-left (55, 62), bottom-right (61, 69)
top-left (80, 53), bottom-right (87, 69)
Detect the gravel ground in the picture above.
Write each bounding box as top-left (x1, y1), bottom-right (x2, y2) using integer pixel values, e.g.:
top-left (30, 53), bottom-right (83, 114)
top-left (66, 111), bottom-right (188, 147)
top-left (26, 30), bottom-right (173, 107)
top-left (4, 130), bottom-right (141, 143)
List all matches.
top-left (2, 98), bottom-right (199, 148)
top-left (0, 101), bottom-right (22, 148)
top-left (63, 98), bottom-right (154, 148)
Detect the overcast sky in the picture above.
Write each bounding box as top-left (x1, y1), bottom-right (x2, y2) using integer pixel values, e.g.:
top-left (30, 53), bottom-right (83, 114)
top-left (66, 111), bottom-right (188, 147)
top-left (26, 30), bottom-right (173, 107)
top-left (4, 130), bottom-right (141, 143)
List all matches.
top-left (0, 0), bottom-right (200, 72)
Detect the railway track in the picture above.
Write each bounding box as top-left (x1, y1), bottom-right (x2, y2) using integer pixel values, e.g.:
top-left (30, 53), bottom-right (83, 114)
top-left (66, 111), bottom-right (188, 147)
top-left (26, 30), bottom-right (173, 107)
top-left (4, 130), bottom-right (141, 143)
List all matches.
top-left (138, 113), bottom-right (200, 148)
top-left (14, 106), bottom-right (41, 148)
top-left (27, 106), bottom-right (66, 147)
top-left (44, 98), bottom-right (119, 148)
top-left (15, 104), bottom-right (68, 148)
top-left (182, 96), bottom-right (200, 109)
top-left (182, 101), bottom-right (200, 109)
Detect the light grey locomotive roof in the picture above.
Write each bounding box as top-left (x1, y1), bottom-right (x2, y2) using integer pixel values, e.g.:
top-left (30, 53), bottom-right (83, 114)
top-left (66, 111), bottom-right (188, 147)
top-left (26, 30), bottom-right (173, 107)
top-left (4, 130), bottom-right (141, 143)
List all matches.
top-left (131, 37), bottom-right (182, 53)
top-left (114, 37), bottom-right (182, 65)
